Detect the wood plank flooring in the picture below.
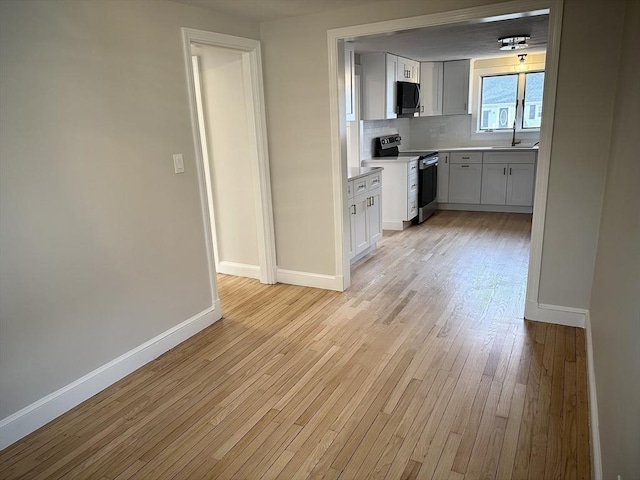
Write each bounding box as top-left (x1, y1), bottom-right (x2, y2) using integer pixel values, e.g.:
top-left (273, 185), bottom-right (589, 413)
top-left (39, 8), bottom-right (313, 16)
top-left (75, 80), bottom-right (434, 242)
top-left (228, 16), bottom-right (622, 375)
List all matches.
top-left (0, 211), bottom-right (590, 479)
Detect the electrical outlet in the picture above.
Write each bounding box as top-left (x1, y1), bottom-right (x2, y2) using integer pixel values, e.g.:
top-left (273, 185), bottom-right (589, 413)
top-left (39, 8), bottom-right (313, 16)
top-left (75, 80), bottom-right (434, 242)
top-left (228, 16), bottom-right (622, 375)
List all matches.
top-left (173, 154), bottom-right (185, 174)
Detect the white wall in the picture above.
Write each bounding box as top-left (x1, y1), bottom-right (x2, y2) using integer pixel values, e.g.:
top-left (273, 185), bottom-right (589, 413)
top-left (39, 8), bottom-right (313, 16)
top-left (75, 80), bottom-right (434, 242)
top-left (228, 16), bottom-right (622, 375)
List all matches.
top-left (588, 1), bottom-right (640, 478)
top-left (538, 0), bottom-right (626, 308)
top-left (192, 44), bottom-right (260, 271)
top-left (259, 0), bottom-right (627, 314)
top-left (0, 0), bottom-right (258, 420)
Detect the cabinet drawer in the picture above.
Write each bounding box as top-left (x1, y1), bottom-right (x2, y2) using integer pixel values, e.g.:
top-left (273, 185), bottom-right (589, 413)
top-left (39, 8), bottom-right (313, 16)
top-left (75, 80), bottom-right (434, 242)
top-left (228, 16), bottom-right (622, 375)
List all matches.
top-left (353, 178), bottom-right (368, 196)
top-left (367, 172), bottom-right (382, 191)
top-left (407, 160), bottom-right (419, 176)
top-left (450, 152), bottom-right (482, 164)
top-left (407, 197), bottom-right (418, 219)
top-left (483, 151), bottom-right (536, 164)
top-left (408, 173), bottom-right (418, 197)
top-left (347, 180), bottom-right (354, 199)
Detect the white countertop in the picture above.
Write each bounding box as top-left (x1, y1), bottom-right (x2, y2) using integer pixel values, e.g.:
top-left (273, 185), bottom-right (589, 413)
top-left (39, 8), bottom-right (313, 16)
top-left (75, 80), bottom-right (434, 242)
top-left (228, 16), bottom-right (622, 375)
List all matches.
top-left (400, 146), bottom-right (539, 153)
top-left (361, 156), bottom-right (420, 164)
top-left (347, 166), bottom-right (383, 181)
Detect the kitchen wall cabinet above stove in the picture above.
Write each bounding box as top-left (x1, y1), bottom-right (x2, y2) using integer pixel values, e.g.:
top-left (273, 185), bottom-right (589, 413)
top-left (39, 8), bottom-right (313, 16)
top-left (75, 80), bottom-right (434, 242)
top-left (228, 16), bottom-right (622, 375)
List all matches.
top-left (397, 56), bottom-right (420, 83)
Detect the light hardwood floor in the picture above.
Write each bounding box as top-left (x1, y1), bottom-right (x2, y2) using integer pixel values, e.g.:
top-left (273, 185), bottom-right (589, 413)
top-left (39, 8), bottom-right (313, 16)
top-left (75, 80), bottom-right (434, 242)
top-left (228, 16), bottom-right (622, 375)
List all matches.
top-left (0, 211), bottom-right (590, 479)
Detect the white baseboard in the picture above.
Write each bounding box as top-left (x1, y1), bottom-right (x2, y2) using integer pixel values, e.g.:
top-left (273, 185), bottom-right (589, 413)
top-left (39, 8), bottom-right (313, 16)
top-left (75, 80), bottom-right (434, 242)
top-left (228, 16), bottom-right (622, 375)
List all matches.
top-left (524, 300), bottom-right (587, 328)
top-left (585, 312), bottom-right (603, 480)
top-left (216, 261), bottom-right (261, 280)
top-left (438, 203), bottom-right (533, 214)
top-left (0, 302), bottom-right (222, 450)
top-left (382, 220), bottom-right (412, 231)
top-left (277, 268), bottom-right (343, 291)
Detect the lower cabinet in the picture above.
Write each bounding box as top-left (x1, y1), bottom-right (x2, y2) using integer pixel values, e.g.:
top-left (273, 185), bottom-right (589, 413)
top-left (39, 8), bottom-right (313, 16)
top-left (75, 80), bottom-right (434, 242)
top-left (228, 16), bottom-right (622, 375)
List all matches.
top-left (481, 159), bottom-right (535, 207)
top-left (448, 163), bottom-right (482, 204)
top-left (348, 172), bottom-right (383, 262)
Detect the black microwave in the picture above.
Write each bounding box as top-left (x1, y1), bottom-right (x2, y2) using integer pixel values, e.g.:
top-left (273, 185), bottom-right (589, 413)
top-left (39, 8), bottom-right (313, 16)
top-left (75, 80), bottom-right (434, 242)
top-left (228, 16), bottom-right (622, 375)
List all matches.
top-left (396, 81), bottom-right (420, 117)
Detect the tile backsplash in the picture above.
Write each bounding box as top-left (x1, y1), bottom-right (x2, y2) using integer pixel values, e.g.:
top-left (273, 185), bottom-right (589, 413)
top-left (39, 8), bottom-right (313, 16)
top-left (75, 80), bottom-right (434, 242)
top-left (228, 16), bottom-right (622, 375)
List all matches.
top-left (361, 114), bottom-right (540, 155)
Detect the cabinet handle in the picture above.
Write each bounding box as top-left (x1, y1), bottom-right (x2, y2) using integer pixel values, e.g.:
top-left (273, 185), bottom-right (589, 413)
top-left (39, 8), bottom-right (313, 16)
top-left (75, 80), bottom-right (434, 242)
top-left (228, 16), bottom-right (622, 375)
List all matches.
top-left (372, 196), bottom-right (375, 206)
top-left (464, 102), bottom-right (467, 111)
top-left (510, 168), bottom-right (512, 175)
top-left (461, 165), bottom-right (470, 168)
top-left (503, 167), bottom-right (506, 175)
top-left (461, 156), bottom-right (470, 159)
top-left (351, 205), bottom-right (356, 215)
top-left (421, 105), bottom-right (424, 113)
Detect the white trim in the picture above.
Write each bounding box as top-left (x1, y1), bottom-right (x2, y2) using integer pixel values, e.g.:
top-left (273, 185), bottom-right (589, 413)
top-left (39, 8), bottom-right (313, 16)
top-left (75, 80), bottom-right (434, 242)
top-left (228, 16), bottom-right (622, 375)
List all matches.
top-left (438, 204), bottom-right (533, 213)
top-left (585, 311), bottom-right (603, 480)
top-left (0, 305), bottom-right (222, 450)
top-left (277, 269), bottom-right (343, 291)
top-left (525, 0), bottom-right (564, 315)
top-left (524, 300), bottom-right (586, 328)
top-left (382, 220), bottom-right (413, 231)
top-left (182, 28), bottom-right (277, 285)
top-left (327, 0), bottom-right (564, 302)
top-left (217, 261), bottom-right (261, 280)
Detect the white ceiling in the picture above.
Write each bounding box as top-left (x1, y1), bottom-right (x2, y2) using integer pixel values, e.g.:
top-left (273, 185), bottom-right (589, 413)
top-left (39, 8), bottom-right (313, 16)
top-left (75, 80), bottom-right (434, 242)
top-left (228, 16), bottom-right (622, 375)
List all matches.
top-left (351, 14), bottom-right (549, 62)
top-left (171, 0), bottom-right (378, 23)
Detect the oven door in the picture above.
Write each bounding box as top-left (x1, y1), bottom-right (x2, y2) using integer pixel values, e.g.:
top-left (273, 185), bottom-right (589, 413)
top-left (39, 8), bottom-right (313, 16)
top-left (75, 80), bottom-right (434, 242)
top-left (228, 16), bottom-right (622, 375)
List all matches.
top-left (418, 158), bottom-right (438, 208)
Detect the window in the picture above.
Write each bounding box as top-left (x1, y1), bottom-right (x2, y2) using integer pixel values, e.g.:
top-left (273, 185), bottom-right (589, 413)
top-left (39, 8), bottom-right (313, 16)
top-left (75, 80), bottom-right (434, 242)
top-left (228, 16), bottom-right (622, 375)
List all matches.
top-left (478, 70), bottom-right (545, 131)
top-left (480, 74), bottom-right (518, 130)
top-left (523, 72), bottom-right (544, 129)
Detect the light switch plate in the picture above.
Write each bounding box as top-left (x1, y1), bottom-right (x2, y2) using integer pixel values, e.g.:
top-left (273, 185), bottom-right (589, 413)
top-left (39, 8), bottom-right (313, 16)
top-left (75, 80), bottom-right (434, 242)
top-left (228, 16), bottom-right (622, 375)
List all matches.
top-left (173, 154), bottom-right (184, 174)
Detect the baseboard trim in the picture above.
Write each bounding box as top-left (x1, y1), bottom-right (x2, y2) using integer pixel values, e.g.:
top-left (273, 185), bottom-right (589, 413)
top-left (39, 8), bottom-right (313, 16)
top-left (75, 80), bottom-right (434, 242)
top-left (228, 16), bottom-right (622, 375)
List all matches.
top-left (585, 312), bottom-right (603, 480)
top-left (277, 268), bottom-right (343, 291)
top-left (438, 203), bottom-right (533, 214)
top-left (524, 300), bottom-right (587, 328)
top-left (217, 261), bottom-right (261, 280)
top-left (0, 302), bottom-right (222, 450)
top-left (382, 220), bottom-right (411, 231)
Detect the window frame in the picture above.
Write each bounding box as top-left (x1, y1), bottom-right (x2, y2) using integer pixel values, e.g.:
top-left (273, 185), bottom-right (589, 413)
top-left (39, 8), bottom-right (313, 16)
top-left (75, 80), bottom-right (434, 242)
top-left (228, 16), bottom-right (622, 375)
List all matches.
top-left (470, 56), bottom-right (546, 141)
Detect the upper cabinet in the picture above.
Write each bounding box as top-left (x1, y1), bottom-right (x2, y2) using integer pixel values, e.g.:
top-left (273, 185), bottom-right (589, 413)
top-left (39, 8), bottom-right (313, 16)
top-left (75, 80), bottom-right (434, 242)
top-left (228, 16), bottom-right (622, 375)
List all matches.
top-left (360, 52), bottom-right (398, 121)
top-left (420, 59), bottom-right (470, 117)
top-left (420, 62), bottom-right (443, 116)
top-left (442, 59), bottom-right (470, 115)
top-left (397, 56), bottom-right (420, 83)
top-left (345, 43), bottom-right (356, 122)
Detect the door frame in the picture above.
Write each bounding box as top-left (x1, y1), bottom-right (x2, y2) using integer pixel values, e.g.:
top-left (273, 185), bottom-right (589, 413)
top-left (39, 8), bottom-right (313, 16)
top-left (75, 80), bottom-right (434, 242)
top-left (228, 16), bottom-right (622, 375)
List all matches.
top-left (181, 28), bottom-right (277, 295)
top-left (327, 0), bottom-right (564, 316)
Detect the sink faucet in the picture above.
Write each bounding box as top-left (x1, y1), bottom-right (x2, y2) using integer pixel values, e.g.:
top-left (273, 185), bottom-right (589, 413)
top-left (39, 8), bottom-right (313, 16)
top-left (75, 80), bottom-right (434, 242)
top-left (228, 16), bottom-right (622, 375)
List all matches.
top-left (511, 121), bottom-right (521, 147)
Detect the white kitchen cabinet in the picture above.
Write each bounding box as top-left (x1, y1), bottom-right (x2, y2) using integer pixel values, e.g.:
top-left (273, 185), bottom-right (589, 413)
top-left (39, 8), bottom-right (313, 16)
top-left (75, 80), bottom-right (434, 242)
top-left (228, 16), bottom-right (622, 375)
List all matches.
top-left (345, 43), bottom-right (356, 122)
top-left (397, 56), bottom-right (420, 83)
top-left (360, 52), bottom-right (398, 120)
top-left (420, 62), bottom-right (443, 116)
top-left (361, 158), bottom-right (418, 230)
top-left (506, 163), bottom-right (535, 206)
top-left (449, 163), bottom-right (482, 204)
top-left (481, 163), bottom-right (509, 205)
top-left (481, 152), bottom-right (536, 206)
top-left (347, 170), bottom-right (383, 262)
top-left (437, 152), bottom-right (450, 202)
top-left (443, 60), bottom-right (470, 115)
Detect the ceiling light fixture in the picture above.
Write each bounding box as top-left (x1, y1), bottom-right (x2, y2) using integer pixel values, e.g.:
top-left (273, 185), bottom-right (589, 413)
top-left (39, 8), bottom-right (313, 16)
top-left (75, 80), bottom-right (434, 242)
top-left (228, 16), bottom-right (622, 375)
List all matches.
top-left (498, 35), bottom-right (531, 50)
top-left (518, 53), bottom-right (528, 71)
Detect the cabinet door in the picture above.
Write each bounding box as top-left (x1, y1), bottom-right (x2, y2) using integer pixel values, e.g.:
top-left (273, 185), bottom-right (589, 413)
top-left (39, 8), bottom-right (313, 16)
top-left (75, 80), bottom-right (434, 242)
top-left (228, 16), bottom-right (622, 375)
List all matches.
top-left (396, 56), bottom-right (409, 81)
top-left (443, 60), bottom-right (470, 115)
top-left (481, 163), bottom-right (508, 205)
top-left (410, 60), bottom-right (420, 83)
top-left (506, 163), bottom-right (535, 206)
top-left (420, 62), bottom-right (443, 116)
top-left (448, 163), bottom-right (482, 204)
top-left (351, 194), bottom-right (369, 256)
top-left (385, 53), bottom-right (398, 119)
top-left (437, 152), bottom-right (450, 202)
top-left (368, 190), bottom-right (382, 244)
top-left (345, 43), bottom-right (355, 121)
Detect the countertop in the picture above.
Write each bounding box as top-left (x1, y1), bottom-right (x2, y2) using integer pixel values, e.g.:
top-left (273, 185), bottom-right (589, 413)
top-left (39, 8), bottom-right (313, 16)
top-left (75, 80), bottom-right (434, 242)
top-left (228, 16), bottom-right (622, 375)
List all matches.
top-left (361, 156), bottom-right (420, 164)
top-left (347, 166), bottom-right (383, 181)
top-left (399, 146), bottom-right (539, 154)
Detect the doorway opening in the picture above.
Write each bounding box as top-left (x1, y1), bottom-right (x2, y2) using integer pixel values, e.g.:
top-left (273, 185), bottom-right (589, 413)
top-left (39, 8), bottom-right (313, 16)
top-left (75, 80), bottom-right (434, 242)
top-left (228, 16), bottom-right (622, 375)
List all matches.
top-left (328, 1), bottom-right (563, 322)
top-left (182, 29), bottom-right (277, 313)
